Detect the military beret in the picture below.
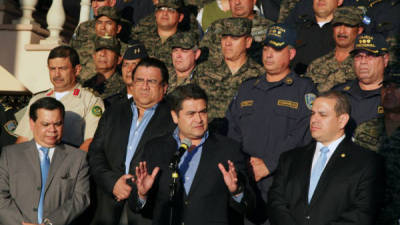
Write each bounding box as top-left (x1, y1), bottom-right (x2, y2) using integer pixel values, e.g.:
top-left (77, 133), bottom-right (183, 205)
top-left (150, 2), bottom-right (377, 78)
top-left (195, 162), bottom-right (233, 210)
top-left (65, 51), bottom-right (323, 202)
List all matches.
top-left (170, 32), bottom-right (199, 49)
top-left (263, 23), bottom-right (296, 49)
top-left (95, 36), bottom-right (121, 55)
top-left (95, 6), bottom-right (120, 22)
top-left (156, 0), bottom-right (183, 9)
top-left (220, 17), bottom-right (252, 37)
top-left (332, 6), bottom-right (363, 27)
top-left (123, 40), bottom-right (148, 59)
top-left (350, 33), bottom-right (388, 56)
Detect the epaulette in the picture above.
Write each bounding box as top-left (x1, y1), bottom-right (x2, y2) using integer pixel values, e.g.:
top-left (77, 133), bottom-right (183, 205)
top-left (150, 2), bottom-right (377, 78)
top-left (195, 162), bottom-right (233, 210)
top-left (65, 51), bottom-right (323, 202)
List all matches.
top-left (33, 89), bottom-right (51, 96)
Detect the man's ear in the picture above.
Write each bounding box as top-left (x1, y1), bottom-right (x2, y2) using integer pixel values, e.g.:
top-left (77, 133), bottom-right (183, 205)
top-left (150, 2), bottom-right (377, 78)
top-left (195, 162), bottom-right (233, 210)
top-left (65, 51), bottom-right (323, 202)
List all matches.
top-left (74, 64), bottom-right (82, 77)
top-left (194, 49), bottom-right (201, 60)
top-left (178, 13), bottom-right (184, 23)
top-left (289, 47), bottom-right (296, 60)
top-left (117, 24), bottom-right (122, 34)
top-left (171, 110), bottom-right (178, 124)
top-left (338, 113), bottom-right (350, 129)
top-left (245, 36), bottom-right (253, 49)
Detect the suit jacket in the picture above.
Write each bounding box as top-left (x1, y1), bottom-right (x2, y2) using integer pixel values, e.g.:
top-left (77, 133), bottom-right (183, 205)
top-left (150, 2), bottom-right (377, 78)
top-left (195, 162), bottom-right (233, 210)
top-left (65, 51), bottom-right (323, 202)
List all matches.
top-left (267, 138), bottom-right (385, 225)
top-left (88, 98), bottom-right (176, 225)
top-left (129, 133), bottom-right (255, 225)
top-left (0, 140), bottom-right (90, 225)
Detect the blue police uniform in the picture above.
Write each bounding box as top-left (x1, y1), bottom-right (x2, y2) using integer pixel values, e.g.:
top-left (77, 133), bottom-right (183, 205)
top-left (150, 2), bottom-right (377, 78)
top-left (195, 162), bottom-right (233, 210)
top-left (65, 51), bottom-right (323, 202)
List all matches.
top-left (333, 80), bottom-right (383, 134)
top-left (226, 72), bottom-right (317, 203)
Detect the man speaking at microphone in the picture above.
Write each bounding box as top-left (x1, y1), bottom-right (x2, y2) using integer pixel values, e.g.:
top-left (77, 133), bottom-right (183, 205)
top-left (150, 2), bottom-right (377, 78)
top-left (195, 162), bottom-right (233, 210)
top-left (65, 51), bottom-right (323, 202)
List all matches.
top-left (128, 84), bottom-right (254, 225)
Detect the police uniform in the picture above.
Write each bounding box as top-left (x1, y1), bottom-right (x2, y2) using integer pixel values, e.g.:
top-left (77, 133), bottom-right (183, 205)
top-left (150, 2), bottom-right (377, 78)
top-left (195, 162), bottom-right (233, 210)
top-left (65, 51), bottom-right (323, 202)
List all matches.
top-left (226, 72), bottom-right (316, 202)
top-left (14, 84), bottom-right (105, 147)
top-left (333, 80), bottom-right (383, 132)
top-left (0, 103), bottom-right (17, 148)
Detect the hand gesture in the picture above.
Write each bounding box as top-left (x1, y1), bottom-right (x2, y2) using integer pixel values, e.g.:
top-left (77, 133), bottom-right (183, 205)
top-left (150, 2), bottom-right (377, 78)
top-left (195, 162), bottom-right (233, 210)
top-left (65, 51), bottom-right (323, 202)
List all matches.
top-left (113, 174), bottom-right (134, 201)
top-left (135, 161), bottom-right (159, 200)
top-left (249, 157), bottom-right (270, 182)
top-left (218, 160), bottom-right (239, 194)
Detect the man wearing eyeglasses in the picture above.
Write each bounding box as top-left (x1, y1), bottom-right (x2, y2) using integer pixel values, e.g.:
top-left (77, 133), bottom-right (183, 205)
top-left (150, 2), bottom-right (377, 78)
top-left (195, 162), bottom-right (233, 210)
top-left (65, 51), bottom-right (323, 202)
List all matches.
top-left (89, 58), bottom-right (176, 225)
top-left (333, 33), bottom-right (389, 135)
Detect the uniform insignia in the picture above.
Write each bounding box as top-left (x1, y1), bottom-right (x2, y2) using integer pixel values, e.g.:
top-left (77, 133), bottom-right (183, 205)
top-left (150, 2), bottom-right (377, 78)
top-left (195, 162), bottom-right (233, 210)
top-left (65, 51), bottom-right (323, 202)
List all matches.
top-left (305, 93), bottom-right (316, 110)
top-left (46, 90), bottom-right (54, 96)
top-left (343, 86), bottom-right (351, 91)
top-left (284, 77), bottom-right (293, 85)
top-left (240, 100), bottom-right (254, 108)
top-left (91, 105), bottom-right (103, 117)
top-left (4, 120), bottom-right (17, 137)
top-left (378, 106), bottom-right (384, 114)
top-left (277, 100), bottom-right (298, 109)
top-left (73, 89), bottom-right (80, 96)
top-left (340, 153), bottom-right (346, 158)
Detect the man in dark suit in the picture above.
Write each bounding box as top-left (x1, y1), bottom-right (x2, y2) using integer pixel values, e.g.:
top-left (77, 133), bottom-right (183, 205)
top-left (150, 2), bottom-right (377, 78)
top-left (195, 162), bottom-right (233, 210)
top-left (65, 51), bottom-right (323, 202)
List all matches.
top-left (88, 58), bottom-right (176, 225)
top-left (268, 90), bottom-right (385, 225)
top-left (128, 84), bottom-right (254, 225)
top-left (0, 97), bottom-right (90, 225)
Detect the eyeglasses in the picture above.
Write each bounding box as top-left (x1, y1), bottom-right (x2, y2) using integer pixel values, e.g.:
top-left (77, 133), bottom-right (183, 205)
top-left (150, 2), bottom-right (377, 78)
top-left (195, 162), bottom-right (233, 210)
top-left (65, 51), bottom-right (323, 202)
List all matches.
top-left (156, 7), bottom-right (177, 13)
top-left (133, 78), bottom-right (162, 87)
top-left (354, 52), bottom-right (379, 61)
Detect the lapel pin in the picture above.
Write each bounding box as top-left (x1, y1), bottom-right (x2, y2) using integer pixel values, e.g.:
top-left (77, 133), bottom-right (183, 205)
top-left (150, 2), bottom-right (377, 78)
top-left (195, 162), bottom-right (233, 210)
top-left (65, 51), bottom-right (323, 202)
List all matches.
top-left (341, 153), bottom-right (346, 158)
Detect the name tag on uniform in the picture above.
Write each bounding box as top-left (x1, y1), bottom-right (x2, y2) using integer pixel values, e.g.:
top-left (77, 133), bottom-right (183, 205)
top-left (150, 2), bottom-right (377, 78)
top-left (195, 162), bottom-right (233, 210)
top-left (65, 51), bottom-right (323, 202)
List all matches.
top-left (277, 99), bottom-right (298, 109)
top-left (240, 100), bottom-right (254, 108)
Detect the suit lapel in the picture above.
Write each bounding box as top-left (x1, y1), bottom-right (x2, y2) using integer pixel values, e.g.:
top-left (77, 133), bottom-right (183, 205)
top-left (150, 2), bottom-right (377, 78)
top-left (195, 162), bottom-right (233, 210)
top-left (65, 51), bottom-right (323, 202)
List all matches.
top-left (24, 140), bottom-right (41, 188)
top-left (309, 139), bottom-right (348, 206)
top-left (299, 142), bottom-right (317, 204)
top-left (45, 144), bottom-right (68, 192)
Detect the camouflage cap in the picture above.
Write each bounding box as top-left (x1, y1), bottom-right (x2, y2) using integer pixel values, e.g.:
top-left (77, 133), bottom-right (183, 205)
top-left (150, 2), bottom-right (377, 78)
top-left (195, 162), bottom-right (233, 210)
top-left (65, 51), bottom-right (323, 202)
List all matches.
top-left (156, 0), bottom-right (183, 9)
top-left (350, 33), bottom-right (388, 56)
top-left (332, 6), bottom-right (363, 26)
top-left (124, 40), bottom-right (148, 59)
top-left (95, 6), bottom-right (120, 22)
top-left (95, 36), bottom-right (121, 55)
top-left (263, 23), bottom-right (296, 49)
top-left (170, 32), bottom-right (199, 49)
top-left (220, 17), bottom-right (252, 37)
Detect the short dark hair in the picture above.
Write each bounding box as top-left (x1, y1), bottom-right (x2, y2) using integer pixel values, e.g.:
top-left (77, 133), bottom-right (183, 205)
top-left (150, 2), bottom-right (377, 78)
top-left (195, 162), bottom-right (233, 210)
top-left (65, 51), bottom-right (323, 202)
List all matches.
top-left (131, 57), bottom-right (169, 84)
top-left (48, 46), bottom-right (80, 67)
top-left (318, 90), bottom-right (351, 116)
top-left (29, 97), bottom-right (65, 122)
top-left (168, 84), bottom-right (208, 113)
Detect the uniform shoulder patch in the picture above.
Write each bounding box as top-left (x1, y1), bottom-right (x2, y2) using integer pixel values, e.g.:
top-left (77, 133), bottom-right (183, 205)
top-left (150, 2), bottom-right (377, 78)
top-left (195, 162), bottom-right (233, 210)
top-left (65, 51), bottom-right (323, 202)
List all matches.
top-left (4, 120), bottom-right (18, 137)
top-left (277, 99), bottom-right (298, 109)
top-left (91, 105), bottom-right (103, 117)
top-left (305, 93), bottom-right (316, 110)
top-left (240, 100), bottom-right (254, 108)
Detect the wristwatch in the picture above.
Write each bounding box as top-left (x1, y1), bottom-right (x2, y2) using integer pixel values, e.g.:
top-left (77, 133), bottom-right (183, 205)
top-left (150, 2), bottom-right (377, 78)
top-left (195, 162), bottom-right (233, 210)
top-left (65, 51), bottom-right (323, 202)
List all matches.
top-left (43, 218), bottom-right (53, 225)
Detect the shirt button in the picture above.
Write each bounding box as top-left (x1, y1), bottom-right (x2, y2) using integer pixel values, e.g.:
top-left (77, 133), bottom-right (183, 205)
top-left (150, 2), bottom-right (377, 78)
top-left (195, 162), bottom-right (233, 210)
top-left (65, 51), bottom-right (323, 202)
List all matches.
top-left (33, 208), bottom-right (37, 212)
top-left (184, 200), bottom-right (190, 205)
top-left (305, 216), bottom-right (310, 220)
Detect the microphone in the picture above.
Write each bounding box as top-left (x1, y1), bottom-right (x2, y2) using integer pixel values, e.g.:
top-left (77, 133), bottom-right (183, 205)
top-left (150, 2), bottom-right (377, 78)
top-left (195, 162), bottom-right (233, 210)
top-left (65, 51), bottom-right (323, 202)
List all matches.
top-left (170, 138), bottom-right (192, 168)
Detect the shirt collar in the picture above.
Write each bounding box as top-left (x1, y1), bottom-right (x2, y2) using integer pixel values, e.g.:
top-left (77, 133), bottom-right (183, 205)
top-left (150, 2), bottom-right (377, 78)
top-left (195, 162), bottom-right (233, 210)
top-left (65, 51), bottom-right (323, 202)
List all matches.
top-left (172, 127), bottom-right (209, 148)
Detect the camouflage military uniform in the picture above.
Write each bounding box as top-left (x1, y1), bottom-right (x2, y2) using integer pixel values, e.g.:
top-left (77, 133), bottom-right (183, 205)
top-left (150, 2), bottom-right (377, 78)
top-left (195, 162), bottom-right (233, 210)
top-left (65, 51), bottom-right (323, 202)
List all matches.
top-left (83, 71), bottom-right (125, 99)
top-left (200, 14), bottom-right (274, 62)
top-left (353, 116), bottom-right (385, 152)
top-left (306, 50), bottom-right (356, 93)
top-left (167, 66), bottom-right (198, 94)
top-left (194, 58), bottom-right (265, 120)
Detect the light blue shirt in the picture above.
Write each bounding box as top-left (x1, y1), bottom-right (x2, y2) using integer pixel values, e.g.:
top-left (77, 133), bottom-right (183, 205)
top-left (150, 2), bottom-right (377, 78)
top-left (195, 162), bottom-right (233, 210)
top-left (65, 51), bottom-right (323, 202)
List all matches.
top-left (311, 135), bottom-right (346, 171)
top-left (125, 102), bottom-right (158, 174)
top-left (173, 127), bottom-right (208, 194)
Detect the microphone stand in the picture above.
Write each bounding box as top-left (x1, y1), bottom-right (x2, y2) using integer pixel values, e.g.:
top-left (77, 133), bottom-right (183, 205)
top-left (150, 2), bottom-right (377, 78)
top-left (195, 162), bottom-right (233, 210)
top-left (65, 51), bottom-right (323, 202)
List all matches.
top-left (168, 150), bottom-right (183, 225)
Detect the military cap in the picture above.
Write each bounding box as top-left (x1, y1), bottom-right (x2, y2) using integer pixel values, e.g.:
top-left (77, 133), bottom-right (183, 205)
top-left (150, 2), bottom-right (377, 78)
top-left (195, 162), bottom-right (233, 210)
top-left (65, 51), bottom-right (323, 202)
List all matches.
top-left (170, 32), bottom-right (199, 49)
top-left (332, 6), bottom-right (363, 26)
top-left (263, 23), bottom-right (296, 49)
top-left (350, 33), bottom-right (388, 56)
top-left (123, 40), bottom-right (148, 59)
top-left (220, 17), bottom-right (252, 37)
top-left (156, 0), bottom-right (183, 9)
top-left (95, 6), bottom-right (120, 22)
top-left (95, 36), bottom-right (121, 55)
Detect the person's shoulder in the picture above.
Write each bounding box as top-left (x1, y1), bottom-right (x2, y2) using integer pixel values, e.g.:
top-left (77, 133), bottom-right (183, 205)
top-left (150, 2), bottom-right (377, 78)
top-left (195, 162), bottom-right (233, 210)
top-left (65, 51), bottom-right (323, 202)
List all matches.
top-left (331, 80), bottom-right (354, 92)
top-left (2, 141), bottom-right (34, 155)
top-left (344, 139), bottom-right (382, 161)
top-left (61, 143), bottom-right (87, 157)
